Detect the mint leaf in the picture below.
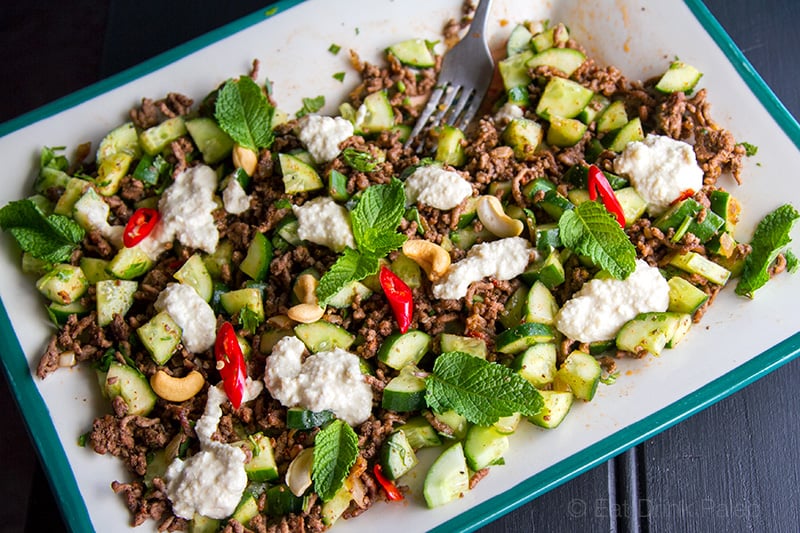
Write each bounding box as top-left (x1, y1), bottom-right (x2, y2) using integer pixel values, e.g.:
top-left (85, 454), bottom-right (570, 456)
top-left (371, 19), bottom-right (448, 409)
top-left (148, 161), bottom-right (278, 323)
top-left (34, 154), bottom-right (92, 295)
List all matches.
top-left (342, 147), bottom-right (378, 172)
top-left (296, 95), bottom-right (325, 119)
top-left (558, 201), bottom-right (636, 279)
top-left (736, 203), bottom-right (799, 298)
top-left (0, 199), bottom-right (84, 263)
top-left (785, 249), bottom-right (799, 273)
top-left (351, 178), bottom-right (407, 255)
top-left (312, 420), bottom-right (359, 502)
top-left (317, 248), bottom-right (381, 305)
top-left (425, 352), bottom-right (543, 426)
top-left (215, 76), bottom-right (275, 151)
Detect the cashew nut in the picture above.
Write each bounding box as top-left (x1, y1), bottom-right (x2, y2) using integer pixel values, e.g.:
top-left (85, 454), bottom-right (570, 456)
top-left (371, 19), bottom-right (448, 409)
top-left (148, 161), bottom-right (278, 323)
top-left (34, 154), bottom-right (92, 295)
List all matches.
top-left (402, 239), bottom-right (451, 281)
top-left (287, 302), bottom-right (325, 324)
top-left (232, 143), bottom-right (258, 176)
top-left (477, 195), bottom-right (524, 238)
top-left (293, 273), bottom-right (319, 305)
top-left (150, 370), bottom-right (205, 403)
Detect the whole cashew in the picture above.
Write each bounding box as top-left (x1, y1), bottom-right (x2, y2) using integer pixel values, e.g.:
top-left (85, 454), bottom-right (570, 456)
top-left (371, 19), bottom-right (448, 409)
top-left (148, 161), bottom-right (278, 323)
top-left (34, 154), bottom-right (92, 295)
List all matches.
top-left (232, 144), bottom-right (258, 176)
top-left (293, 273), bottom-right (319, 305)
top-left (150, 370), bottom-right (205, 403)
top-left (477, 195), bottom-right (524, 238)
top-left (402, 239), bottom-right (451, 281)
top-left (287, 303), bottom-right (325, 324)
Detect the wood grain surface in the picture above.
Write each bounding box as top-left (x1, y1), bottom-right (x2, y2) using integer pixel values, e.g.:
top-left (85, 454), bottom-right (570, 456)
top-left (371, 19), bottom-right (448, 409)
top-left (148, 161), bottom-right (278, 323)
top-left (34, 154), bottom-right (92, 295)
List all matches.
top-left (0, 1), bottom-right (797, 532)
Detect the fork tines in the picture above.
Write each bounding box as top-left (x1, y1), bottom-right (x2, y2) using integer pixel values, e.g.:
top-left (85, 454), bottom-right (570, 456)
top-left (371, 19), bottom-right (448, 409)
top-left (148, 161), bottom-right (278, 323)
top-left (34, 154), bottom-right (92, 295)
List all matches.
top-left (404, 82), bottom-right (483, 151)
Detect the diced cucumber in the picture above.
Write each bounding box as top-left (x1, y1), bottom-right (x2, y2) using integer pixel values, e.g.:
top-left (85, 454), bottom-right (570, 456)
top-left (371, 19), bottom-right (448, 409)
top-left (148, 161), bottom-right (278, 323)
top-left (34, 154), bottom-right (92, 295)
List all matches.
top-left (493, 412), bottom-right (522, 435)
top-left (278, 153), bottom-right (324, 194)
top-left (502, 117), bottom-right (543, 161)
top-left (668, 251), bottom-right (731, 285)
top-left (616, 187), bottom-right (648, 227)
top-left (203, 239), bottom-right (233, 280)
top-left (72, 188), bottom-right (110, 233)
top-left (36, 264), bottom-right (88, 305)
top-left (520, 248), bottom-right (565, 289)
top-left (463, 424), bottom-right (509, 471)
top-left (327, 169), bottom-right (350, 202)
top-left (294, 320), bottom-right (355, 353)
top-left (47, 301), bottom-right (88, 325)
top-left (133, 153), bottom-right (170, 186)
top-left (387, 38), bottom-right (435, 68)
top-left (596, 99), bottom-right (628, 133)
top-left (538, 189), bottom-right (575, 220)
top-left (230, 491), bottom-right (259, 527)
top-left (615, 312), bottom-right (682, 356)
top-left (185, 117), bottom-right (234, 164)
top-left (105, 361), bottom-right (156, 416)
top-left (528, 390), bottom-right (574, 429)
top-left (512, 342), bottom-right (557, 388)
top-left (356, 90), bottom-right (395, 134)
top-left (96, 279), bottom-right (137, 327)
top-left (709, 190), bottom-right (741, 233)
top-left (320, 481), bottom-right (352, 526)
top-left (556, 350), bottom-right (602, 401)
top-left (267, 484), bottom-right (308, 516)
top-left (423, 442), bottom-right (469, 508)
top-left (189, 514), bottom-right (220, 533)
top-left (667, 276), bottom-right (709, 315)
top-left (173, 254), bottom-right (213, 302)
top-left (523, 280), bottom-right (558, 325)
top-left (546, 115), bottom-right (588, 147)
top-left (603, 117), bottom-right (644, 152)
top-left (706, 232), bottom-right (738, 258)
top-left (666, 313), bottom-right (693, 348)
top-left (499, 285), bottom-right (527, 330)
top-left (96, 122), bottom-right (141, 164)
top-left (107, 245), bottom-right (154, 280)
top-left (535, 222), bottom-right (562, 249)
top-left (21, 252), bottom-right (52, 276)
top-left (535, 77), bottom-right (594, 121)
top-left (567, 188), bottom-right (590, 206)
top-left (276, 216), bottom-right (302, 246)
top-left (286, 407), bottom-right (334, 430)
top-left (654, 198), bottom-right (724, 243)
top-left (397, 416), bottom-right (442, 449)
top-left (382, 364), bottom-right (427, 412)
top-left (506, 24), bottom-right (533, 56)
top-left (35, 166), bottom-right (70, 196)
top-left (53, 178), bottom-right (92, 215)
top-left (244, 433), bottom-right (279, 482)
top-left (326, 280), bottom-right (372, 308)
top-left (379, 429), bottom-right (418, 480)
top-left (137, 311), bottom-right (182, 365)
top-left (439, 333), bottom-right (487, 359)
top-left (564, 164), bottom-right (628, 190)
top-left (655, 61), bottom-right (703, 94)
top-left (377, 330), bottom-right (432, 370)
top-left (435, 125), bottom-right (466, 167)
top-left (95, 152), bottom-right (134, 197)
top-left (390, 252), bottom-right (422, 289)
top-left (139, 116), bottom-right (187, 156)
top-left (531, 22), bottom-right (569, 53)
top-left (240, 232), bottom-right (273, 282)
top-left (432, 409), bottom-right (469, 441)
top-left (577, 94), bottom-right (610, 124)
top-left (527, 47), bottom-right (586, 78)
top-left (219, 287), bottom-right (265, 323)
top-left (498, 50), bottom-right (535, 92)
top-left (495, 322), bottom-right (555, 354)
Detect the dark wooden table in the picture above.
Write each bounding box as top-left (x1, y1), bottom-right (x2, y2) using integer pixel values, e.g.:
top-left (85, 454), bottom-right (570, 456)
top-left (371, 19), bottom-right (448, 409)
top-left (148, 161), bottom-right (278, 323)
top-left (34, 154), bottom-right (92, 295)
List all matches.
top-left (1, 1), bottom-right (798, 532)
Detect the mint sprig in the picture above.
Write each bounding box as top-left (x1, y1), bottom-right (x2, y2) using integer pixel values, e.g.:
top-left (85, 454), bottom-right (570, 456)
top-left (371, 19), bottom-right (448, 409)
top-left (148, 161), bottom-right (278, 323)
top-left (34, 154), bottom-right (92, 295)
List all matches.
top-left (0, 199), bottom-right (85, 263)
top-left (317, 179), bottom-right (407, 304)
top-left (736, 203), bottom-right (799, 298)
top-left (312, 419), bottom-right (359, 502)
top-left (558, 201), bottom-right (636, 279)
top-left (425, 352), bottom-right (543, 426)
top-left (296, 95), bottom-right (325, 119)
top-left (215, 76), bottom-right (275, 151)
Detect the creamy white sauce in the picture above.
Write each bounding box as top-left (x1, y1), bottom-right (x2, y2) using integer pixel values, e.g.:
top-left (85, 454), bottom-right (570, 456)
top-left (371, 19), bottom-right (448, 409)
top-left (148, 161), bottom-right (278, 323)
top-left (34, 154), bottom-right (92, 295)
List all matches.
top-left (222, 178), bottom-right (251, 215)
top-left (555, 260), bottom-right (670, 343)
top-left (264, 335), bottom-right (373, 426)
top-left (139, 165), bottom-right (220, 260)
top-left (613, 134), bottom-right (703, 216)
top-left (404, 165), bottom-right (473, 210)
top-left (432, 237), bottom-right (533, 300)
top-left (72, 189), bottom-right (124, 247)
top-left (164, 380), bottom-right (263, 520)
top-left (292, 196), bottom-right (355, 252)
top-left (493, 102), bottom-right (524, 125)
top-left (296, 114), bottom-right (354, 164)
top-left (154, 283), bottom-right (216, 353)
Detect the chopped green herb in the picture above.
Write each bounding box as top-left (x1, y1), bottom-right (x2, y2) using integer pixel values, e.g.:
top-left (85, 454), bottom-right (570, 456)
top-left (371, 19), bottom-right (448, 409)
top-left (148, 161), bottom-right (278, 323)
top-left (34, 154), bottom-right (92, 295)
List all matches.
top-left (273, 198), bottom-right (292, 210)
top-left (328, 43), bottom-right (341, 55)
top-left (332, 72), bottom-right (346, 83)
top-left (342, 147), bottom-right (378, 172)
top-left (600, 372), bottom-right (620, 385)
top-left (396, 80), bottom-right (406, 93)
top-left (785, 249), bottom-right (799, 273)
top-left (265, 6), bottom-right (278, 16)
top-left (239, 306), bottom-right (263, 332)
top-left (738, 141), bottom-right (758, 157)
top-left (296, 95), bottom-right (325, 118)
top-left (0, 199), bottom-right (85, 263)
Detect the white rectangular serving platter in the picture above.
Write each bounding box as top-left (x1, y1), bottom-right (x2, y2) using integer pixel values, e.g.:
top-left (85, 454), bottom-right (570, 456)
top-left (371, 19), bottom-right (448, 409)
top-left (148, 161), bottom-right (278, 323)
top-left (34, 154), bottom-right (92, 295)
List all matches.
top-left (0, 0), bottom-right (799, 531)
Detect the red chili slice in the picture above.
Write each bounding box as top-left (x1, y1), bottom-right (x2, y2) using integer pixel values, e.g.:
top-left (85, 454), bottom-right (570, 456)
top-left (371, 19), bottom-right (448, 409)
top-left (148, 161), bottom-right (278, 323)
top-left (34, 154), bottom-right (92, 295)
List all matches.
top-left (671, 188), bottom-right (696, 205)
top-left (587, 165), bottom-right (626, 227)
top-left (123, 207), bottom-right (159, 248)
top-left (214, 321), bottom-right (247, 409)
top-left (379, 266), bottom-right (413, 334)
top-left (373, 464), bottom-right (404, 501)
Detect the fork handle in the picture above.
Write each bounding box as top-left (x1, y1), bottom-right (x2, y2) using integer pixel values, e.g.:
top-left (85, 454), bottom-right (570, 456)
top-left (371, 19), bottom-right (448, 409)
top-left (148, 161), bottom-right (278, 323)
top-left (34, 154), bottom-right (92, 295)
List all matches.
top-left (468, 0), bottom-right (493, 40)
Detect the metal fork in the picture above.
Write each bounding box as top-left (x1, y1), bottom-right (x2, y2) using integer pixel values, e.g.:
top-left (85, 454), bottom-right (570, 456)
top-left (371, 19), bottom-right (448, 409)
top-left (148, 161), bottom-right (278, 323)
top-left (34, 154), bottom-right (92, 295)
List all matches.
top-left (404, 0), bottom-right (495, 150)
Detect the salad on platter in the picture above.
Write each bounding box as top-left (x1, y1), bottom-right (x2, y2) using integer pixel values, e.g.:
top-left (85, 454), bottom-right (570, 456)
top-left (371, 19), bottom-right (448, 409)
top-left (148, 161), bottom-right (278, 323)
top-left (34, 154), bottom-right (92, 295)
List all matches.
top-left (1, 2), bottom-right (797, 532)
